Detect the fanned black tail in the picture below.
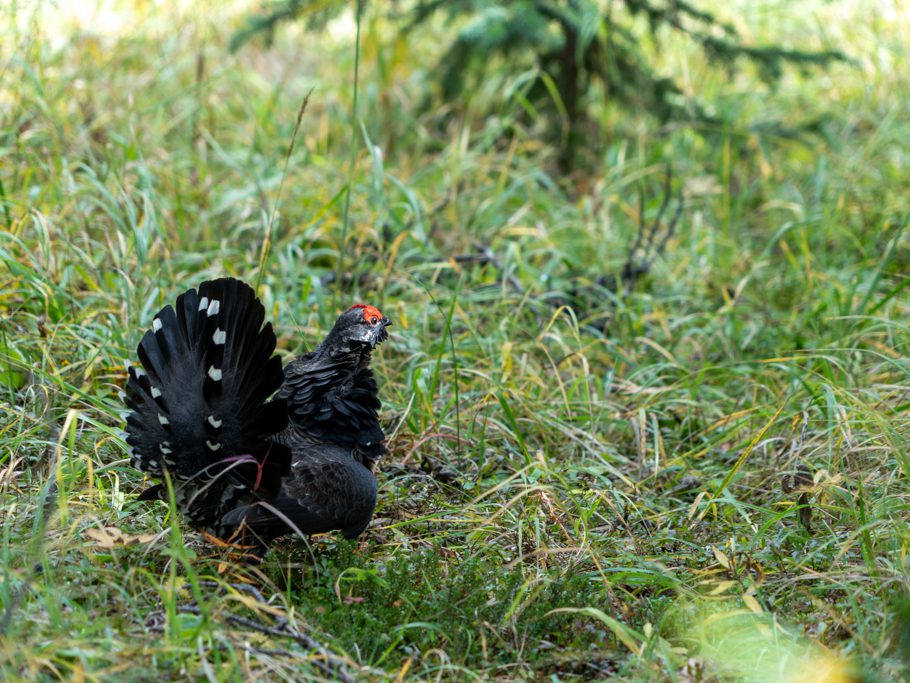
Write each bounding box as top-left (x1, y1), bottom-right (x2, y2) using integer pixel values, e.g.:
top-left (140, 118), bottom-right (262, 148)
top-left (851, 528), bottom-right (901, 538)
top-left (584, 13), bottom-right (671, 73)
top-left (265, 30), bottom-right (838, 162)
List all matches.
top-left (123, 278), bottom-right (290, 530)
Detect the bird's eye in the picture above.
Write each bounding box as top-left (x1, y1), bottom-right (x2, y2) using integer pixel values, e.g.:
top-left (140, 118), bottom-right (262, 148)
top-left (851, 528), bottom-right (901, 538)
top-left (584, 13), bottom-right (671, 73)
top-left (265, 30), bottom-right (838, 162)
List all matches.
top-left (370, 316), bottom-right (380, 325)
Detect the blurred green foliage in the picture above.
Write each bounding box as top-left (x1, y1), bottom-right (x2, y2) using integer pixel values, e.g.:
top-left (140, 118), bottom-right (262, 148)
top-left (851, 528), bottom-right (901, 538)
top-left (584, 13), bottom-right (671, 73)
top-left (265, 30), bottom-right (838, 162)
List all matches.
top-left (232, 0), bottom-right (849, 169)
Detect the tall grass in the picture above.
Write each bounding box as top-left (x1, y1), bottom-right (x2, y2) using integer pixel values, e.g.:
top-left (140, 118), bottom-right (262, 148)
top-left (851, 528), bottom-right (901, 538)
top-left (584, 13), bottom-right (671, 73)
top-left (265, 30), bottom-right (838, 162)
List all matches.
top-left (1, 0), bottom-right (908, 680)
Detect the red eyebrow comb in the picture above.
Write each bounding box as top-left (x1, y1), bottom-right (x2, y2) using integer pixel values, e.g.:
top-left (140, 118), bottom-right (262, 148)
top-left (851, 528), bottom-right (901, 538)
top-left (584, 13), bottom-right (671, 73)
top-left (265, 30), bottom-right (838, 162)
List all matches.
top-left (349, 304), bottom-right (384, 322)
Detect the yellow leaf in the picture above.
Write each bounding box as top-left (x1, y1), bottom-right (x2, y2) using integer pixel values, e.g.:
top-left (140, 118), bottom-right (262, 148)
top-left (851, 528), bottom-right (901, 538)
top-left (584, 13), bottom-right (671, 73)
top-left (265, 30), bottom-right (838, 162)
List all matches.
top-left (743, 593), bottom-right (763, 614)
top-left (83, 526), bottom-right (157, 548)
top-left (708, 581), bottom-right (737, 596)
top-left (83, 527), bottom-right (120, 548)
top-left (712, 545), bottom-right (731, 569)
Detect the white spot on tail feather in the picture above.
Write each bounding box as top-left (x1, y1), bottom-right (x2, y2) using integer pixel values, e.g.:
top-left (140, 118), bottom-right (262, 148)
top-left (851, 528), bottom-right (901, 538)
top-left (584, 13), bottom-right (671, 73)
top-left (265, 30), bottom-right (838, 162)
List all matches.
top-left (207, 415), bottom-right (222, 429)
top-left (212, 328), bottom-right (226, 345)
top-left (158, 414), bottom-right (169, 426)
top-left (206, 299), bottom-right (220, 316)
top-left (151, 387), bottom-right (162, 399)
top-left (152, 318), bottom-right (162, 332)
top-left (206, 440), bottom-right (221, 451)
top-left (198, 296), bottom-right (209, 311)
top-left (159, 445), bottom-right (172, 455)
top-left (207, 366), bottom-right (222, 381)
top-left (133, 367), bottom-right (145, 378)
top-left (148, 459), bottom-right (159, 469)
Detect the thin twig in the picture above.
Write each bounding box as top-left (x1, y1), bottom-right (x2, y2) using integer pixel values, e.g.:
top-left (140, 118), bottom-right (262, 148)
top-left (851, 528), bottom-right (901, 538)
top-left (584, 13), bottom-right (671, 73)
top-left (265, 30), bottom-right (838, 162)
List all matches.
top-left (443, 245), bottom-right (525, 294)
top-left (255, 89), bottom-right (313, 290)
top-left (171, 605), bottom-right (354, 682)
top-left (197, 580), bottom-right (268, 605)
top-left (627, 182), bottom-right (648, 260)
top-left (477, 244), bottom-right (525, 295)
top-left (620, 165), bottom-right (683, 293)
top-left (653, 188), bottom-right (684, 257)
top-left (643, 164), bottom-right (674, 250)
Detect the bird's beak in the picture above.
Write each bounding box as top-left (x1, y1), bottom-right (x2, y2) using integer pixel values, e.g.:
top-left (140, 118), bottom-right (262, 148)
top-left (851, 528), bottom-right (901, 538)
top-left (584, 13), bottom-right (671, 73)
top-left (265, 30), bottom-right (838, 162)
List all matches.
top-left (355, 317), bottom-right (391, 348)
top-left (369, 317), bottom-right (392, 347)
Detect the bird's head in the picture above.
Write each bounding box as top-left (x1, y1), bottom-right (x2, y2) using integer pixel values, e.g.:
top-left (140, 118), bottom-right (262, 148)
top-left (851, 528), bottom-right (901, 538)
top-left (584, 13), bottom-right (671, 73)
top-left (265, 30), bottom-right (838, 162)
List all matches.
top-left (325, 303), bottom-right (392, 352)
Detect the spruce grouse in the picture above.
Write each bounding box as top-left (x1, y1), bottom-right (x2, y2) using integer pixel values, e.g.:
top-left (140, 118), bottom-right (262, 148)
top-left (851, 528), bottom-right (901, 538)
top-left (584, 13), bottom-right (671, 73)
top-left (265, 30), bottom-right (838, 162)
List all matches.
top-left (122, 277), bottom-right (391, 545)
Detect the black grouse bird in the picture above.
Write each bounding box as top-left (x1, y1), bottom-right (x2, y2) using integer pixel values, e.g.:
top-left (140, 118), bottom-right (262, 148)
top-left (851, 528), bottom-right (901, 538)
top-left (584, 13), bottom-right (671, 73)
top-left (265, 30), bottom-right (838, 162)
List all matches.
top-left (122, 277), bottom-right (391, 546)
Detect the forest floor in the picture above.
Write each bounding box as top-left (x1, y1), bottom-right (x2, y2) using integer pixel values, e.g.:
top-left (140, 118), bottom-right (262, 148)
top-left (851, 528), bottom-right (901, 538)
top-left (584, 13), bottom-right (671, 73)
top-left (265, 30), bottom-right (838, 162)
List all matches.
top-left (1, 1), bottom-right (908, 680)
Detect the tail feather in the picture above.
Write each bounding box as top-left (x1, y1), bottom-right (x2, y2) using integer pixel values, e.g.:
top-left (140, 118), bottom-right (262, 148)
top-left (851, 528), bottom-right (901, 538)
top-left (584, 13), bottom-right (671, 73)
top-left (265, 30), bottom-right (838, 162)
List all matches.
top-left (124, 278), bottom-right (291, 525)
